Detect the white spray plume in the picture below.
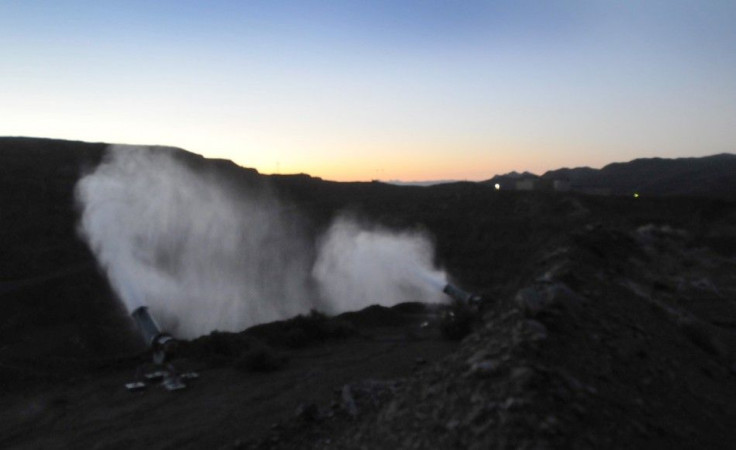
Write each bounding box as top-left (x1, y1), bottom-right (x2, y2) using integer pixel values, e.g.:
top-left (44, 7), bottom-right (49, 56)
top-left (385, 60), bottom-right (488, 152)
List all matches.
top-left (75, 145), bottom-right (315, 338)
top-left (76, 145), bottom-right (448, 338)
top-left (312, 217), bottom-right (447, 311)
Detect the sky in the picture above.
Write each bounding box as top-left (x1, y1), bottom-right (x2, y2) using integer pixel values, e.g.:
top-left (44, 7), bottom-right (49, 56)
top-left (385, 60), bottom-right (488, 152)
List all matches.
top-left (2, 1), bottom-right (735, 181)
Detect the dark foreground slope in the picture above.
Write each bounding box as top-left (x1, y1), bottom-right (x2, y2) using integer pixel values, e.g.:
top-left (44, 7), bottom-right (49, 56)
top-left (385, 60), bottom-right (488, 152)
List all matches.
top-left (2, 138), bottom-right (736, 449)
top-left (258, 224), bottom-right (736, 450)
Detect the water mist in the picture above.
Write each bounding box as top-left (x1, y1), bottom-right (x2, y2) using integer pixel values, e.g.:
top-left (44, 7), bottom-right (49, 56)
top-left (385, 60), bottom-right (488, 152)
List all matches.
top-left (76, 145), bottom-right (449, 339)
top-left (75, 145), bottom-right (315, 338)
top-left (312, 217), bottom-right (448, 311)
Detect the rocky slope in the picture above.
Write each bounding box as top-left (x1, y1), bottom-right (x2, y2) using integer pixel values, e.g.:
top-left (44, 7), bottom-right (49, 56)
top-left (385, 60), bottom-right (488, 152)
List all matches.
top-left (240, 219), bottom-right (736, 449)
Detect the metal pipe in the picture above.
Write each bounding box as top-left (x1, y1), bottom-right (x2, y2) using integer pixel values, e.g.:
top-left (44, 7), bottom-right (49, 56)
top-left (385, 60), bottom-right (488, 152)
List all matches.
top-left (131, 306), bottom-right (162, 346)
top-left (442, 283), bottom-right (482, 305)
top-left (131, 306), bottom-right (177, 357)
top-left (127, 306), bottom-right (192, 391)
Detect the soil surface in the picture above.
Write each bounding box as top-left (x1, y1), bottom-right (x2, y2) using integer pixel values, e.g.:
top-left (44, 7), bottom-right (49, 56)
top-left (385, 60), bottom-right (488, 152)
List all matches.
top-left (0, 305), bottom-right (457, 450)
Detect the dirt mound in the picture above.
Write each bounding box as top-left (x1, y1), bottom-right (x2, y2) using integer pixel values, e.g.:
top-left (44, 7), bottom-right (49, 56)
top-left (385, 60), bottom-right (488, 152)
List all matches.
top-left (248, 224), bottom-right (736, 449)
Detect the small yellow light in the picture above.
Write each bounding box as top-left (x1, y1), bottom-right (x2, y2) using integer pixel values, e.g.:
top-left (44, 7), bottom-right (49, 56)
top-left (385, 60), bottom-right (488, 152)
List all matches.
top-left (633, 192), bottom-right (639, 198)
top-left (494, 183), bottom-right (500, 190)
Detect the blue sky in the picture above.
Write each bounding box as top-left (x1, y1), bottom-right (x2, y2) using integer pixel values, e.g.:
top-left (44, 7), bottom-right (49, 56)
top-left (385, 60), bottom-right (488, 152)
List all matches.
top-left (2, 1), bottom-right (735, 180)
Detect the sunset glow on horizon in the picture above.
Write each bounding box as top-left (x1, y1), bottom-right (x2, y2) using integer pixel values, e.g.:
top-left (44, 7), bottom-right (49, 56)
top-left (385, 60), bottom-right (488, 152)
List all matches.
top-left (2, 1), bottom-right (735, 182)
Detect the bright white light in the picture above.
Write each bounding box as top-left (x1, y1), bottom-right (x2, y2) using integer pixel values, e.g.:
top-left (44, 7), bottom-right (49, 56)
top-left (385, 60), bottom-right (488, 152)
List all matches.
top-left (494, 183), bottom-right (500, 190)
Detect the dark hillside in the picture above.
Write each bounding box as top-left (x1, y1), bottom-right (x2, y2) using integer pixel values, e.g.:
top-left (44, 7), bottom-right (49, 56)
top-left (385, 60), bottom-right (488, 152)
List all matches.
top-left (541, 154), bottom-right (736, 198)
top-left (1, 138), bottom-right (736, 449)
top-left (0, 138), bottom-right (138, 372)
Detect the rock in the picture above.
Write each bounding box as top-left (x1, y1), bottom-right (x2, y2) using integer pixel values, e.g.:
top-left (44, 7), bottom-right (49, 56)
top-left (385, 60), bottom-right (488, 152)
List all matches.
top-left (678, 318), bottom-right (728, 357)
top-left (295, 402), bottom-right (320, 422)
top-left (524, 320), bottom-right (549, 341)
top-left (516, 287), bottom-right (547, 317)
top-left (446, 419), bottom-right (460, 431)
top-left (342, 385), bottom-right (359, 417)
top-left (510, 366), bottom-right (535, 387)
top-left (547, 283), bottom-right (585, 311)
top-left (571, 402), bottom-right (586, 417)
top-left (468, 359), bottom-right (502, 378)
top-left (501, 397), bottom-right (529, 411)
top-left (515, 282), bottom-right (584, 318)
top-left (539, 415), bottom-right (561, 435)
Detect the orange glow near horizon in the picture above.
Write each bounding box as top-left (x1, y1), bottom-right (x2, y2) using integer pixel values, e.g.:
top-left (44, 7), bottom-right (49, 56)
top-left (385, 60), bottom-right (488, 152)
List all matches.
top-left (221, 139), bottom-right (542, 182)
top-left (3, 126), bottom-right (603, 182)
top-left (251, 153), bottom-right (545, 183)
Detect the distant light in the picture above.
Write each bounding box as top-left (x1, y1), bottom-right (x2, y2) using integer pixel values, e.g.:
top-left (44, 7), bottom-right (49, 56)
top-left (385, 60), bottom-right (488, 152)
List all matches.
top-left (633, 192), bottom-right (640, 198)
top-left (494, 183), bottom-right (500, 190)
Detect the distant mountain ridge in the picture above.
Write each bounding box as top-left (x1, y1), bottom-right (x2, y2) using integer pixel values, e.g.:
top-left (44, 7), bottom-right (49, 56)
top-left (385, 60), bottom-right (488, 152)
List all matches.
top-left (483, 154), bottom-right (736, 198)
top-left (2, 137), bottom-right (733, 198)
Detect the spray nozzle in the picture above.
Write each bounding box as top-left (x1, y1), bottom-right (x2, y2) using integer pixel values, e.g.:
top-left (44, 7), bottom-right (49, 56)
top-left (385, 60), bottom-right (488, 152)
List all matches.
top-left (442, 283), bottom-right (482, 306)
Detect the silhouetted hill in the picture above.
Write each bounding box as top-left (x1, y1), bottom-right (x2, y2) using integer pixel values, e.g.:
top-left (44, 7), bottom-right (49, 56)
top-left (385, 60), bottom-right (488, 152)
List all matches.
top-left (481, 154), bottom-right (736, 198)
top-left (542, 154), bottom-right (736, 198)
top-left (483, 171), bottom-right (539, 188)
